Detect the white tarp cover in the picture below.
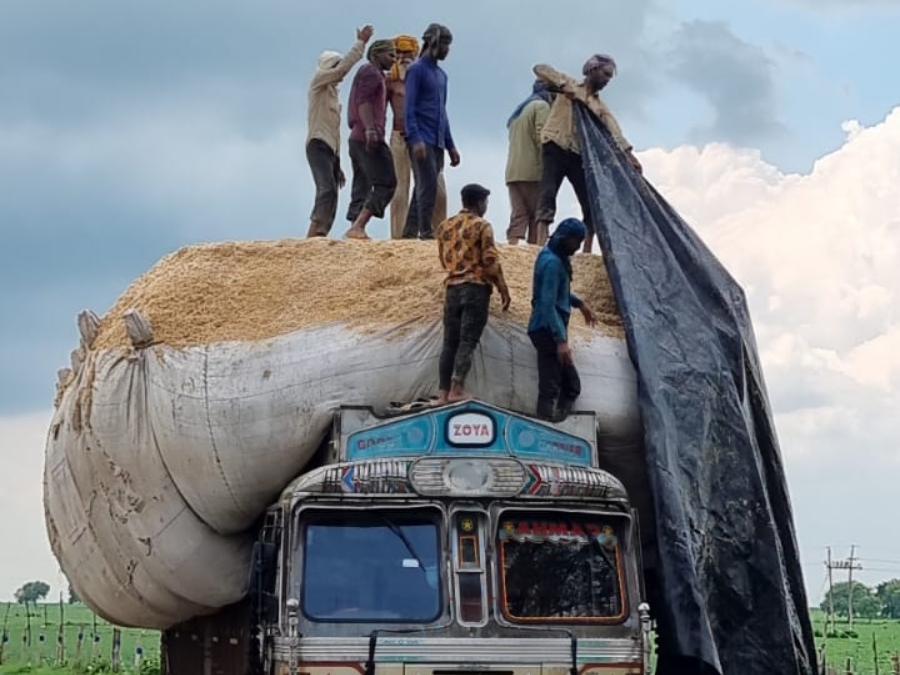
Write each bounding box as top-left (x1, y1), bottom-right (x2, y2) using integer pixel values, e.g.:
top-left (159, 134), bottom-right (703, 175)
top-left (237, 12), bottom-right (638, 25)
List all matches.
top-left (44, 318), bottom-right (642, 629)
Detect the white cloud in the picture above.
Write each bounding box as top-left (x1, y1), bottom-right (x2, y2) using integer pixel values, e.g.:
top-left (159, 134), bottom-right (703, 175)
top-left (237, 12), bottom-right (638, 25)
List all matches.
top-left (0, 411), bottom-right (66, 602)
top-left (642, 107), bottom-right (900, 395)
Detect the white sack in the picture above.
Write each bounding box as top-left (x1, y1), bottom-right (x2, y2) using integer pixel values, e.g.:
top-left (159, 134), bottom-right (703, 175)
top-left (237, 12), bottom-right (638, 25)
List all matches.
top-left (45, 317), bottom-right (642, 628)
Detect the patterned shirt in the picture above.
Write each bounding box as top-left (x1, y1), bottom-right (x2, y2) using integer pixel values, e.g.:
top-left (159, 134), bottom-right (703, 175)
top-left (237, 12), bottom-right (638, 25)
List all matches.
top-left (436, 210), bottom-right (508, 293)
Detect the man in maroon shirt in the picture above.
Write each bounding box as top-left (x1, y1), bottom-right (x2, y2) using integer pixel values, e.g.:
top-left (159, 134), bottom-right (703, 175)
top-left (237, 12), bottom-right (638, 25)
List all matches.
top-left (345, 40), bottom-right (398, 239)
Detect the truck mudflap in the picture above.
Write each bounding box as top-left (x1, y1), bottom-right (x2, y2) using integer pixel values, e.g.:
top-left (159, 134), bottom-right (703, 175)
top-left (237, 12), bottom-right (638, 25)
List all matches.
top-left (574, 103), bottom-right (817, 675)
top-left (161, 599), bottom-right (256, 675)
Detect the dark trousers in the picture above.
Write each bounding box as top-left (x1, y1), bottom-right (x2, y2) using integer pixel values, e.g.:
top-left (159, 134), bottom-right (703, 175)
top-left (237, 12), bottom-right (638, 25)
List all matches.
top-left (536, 141), bottom-right (595, 241)
top-left (347, 139), bottom-right (397, 221)
top-left (403, 143), bottom-right (445, 240)
top-left (306, 139), bottom-right (341, 234)
top-left (439, 283), bottom-right (491, 391)
top-left (529, 328), bottom-right (581, 421)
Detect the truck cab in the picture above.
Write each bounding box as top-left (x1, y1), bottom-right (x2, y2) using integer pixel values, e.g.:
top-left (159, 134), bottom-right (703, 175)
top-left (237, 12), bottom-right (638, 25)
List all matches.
top-left (166, 400), bottom-right (651, 675)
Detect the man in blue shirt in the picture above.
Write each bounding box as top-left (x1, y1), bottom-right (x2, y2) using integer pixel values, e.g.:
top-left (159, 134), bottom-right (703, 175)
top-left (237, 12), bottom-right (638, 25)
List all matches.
top-left (527, 218), bottom-right (597, 421)
top-left (402, 23), bottom-right (461, 240)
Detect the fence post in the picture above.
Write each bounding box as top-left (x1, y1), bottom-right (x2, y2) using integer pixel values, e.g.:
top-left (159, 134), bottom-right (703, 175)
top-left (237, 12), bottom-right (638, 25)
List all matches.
top-left (874, 632), bottom-right (881, 675)
top-left (134, 629), bottom-right (144, 670)
top-left (57, 595), bottom-right (65, 665)
top-left (111, 627), bottom-right (121, 672)
top-left (37, 630), bottom-right (45, 666)
top-left (91, 618), bottom-right (100, 662)
top-left (846, 656), bottom-right (853, 675)
top-left (57, 621), bottom-right (65, 665)
top-left (75, 624), bottom-right (84, 665)
top-left (0, 627), bottom-right (7, 665)
top-left (891, 652), bottom-right (899, 675)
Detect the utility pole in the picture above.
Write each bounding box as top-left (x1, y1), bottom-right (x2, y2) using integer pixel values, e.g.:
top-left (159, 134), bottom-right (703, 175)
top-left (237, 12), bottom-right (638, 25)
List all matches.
top-left (826, 547), bottom-right (836, 634)
top-left (847, 545), bottom-right (860, 630)
top-left (828, 546), bottom-right (863, 630)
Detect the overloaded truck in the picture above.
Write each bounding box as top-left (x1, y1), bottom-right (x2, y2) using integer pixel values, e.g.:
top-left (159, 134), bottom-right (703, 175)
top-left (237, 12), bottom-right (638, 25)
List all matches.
top-left (163, 400), bottom-right (653, 674)
top-left (44, 110), bottom-right (817, 675)
top-left (46, 240), bottom-right (656, 674)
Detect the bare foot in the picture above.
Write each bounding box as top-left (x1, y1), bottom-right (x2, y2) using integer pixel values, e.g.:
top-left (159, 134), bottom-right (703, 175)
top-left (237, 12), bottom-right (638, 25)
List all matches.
top-left (447, 383), bottom-right (470, 403)
top-left (344, 227), bottom-right (370, 240)
top-left (306, 222), bottom-right (327, 237)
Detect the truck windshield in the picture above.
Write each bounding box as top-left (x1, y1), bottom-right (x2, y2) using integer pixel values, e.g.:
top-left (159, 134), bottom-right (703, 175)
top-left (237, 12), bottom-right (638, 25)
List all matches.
top-left (301, 510), bottom-right (442, 623)
top-left (497, 512), bottom-right (626, 623)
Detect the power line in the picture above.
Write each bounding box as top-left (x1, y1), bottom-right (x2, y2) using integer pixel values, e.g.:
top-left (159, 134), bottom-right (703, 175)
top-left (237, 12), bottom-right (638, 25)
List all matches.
top-left (858, 558), bottom-right (900, 566)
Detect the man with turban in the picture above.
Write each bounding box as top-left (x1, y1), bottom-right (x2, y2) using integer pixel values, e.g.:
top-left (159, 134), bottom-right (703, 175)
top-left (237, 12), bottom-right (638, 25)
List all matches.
top-left (402, 23), bottom-right (460, 240)
top-left (532, 53), bottom-right (642, 253)
top-left (305, 25), bottom-right (374, 237)
top-left (527, 217), bottom-right (597, 421)
top-left (344, 39), bottom-right (398, 239)
top-left (387, 34), bottom-right (447, 239)
top-left (504, 79), bottom-right (554, 246)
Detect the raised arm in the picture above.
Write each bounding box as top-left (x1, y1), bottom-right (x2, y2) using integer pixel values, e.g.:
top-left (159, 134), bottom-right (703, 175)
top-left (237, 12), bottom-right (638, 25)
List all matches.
top-left (311, 26), bottom-right (372, 87)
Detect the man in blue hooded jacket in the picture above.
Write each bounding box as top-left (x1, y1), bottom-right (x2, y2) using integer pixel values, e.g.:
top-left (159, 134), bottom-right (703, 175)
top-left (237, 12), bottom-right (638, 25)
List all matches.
top-left (527, 218), bottom-right (597, 421)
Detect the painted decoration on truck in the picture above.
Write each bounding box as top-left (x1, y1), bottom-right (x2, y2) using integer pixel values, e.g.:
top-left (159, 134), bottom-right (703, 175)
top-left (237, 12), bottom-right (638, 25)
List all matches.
top-left (499, 519), bottom-right (619, 548)
top-left (345, 401), bottom-right (593, 466)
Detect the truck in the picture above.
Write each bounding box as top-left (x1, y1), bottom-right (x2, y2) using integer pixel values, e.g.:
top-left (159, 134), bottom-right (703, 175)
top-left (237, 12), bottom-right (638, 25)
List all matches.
top-left (161, 399), bottom-right (653, 675)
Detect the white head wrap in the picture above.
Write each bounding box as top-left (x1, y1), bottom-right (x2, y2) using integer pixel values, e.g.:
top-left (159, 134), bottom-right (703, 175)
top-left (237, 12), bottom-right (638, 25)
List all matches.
top-left (316, 50), bottom-right (342, 72)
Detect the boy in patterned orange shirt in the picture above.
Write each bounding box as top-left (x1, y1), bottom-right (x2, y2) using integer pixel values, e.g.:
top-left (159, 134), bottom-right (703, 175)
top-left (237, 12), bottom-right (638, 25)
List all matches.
top-left (435, 184), bottom-right (511, 404)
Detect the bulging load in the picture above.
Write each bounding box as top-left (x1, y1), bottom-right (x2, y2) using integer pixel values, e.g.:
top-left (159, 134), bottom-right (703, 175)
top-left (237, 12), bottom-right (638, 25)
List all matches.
top-left (44, 237), bottom-right (640, 629)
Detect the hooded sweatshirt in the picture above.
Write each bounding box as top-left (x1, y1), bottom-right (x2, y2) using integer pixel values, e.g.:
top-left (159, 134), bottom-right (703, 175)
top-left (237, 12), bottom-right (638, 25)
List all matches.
top-left (527, 218), bottom-right (587, 343)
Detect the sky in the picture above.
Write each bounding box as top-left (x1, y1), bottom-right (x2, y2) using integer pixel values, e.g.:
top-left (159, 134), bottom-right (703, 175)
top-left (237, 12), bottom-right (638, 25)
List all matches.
top-left (1, 0), bottom-right (899, 611)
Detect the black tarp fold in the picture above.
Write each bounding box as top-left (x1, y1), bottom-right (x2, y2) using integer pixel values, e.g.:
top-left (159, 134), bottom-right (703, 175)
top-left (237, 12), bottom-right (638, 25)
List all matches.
top-left (574, 103), bottom-right (817, 675)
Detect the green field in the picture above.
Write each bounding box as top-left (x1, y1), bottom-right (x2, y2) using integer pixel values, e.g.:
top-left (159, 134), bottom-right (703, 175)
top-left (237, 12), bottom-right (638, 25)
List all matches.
top-left (3, 602), bottom-right (900, 674)
top-left (810, 608), bottom-right (900, 674)
top-left (0, 603), bottom-right (159, 674)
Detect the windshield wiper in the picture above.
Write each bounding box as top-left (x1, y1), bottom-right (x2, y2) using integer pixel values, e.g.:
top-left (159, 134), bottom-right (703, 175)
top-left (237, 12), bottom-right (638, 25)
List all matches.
top-left (377, 514), bottom-right (428, 577)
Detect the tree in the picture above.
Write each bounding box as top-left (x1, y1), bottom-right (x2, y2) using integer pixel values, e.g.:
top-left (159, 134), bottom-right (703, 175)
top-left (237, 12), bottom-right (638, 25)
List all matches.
top-left (876, 579), bottom-right (900, 619)
top-left (820, 581), bottom-right (881, 619)
top-left (14, 581), bottom-right (50, 608)
top-left (854, 592), bottom-right (882, 620)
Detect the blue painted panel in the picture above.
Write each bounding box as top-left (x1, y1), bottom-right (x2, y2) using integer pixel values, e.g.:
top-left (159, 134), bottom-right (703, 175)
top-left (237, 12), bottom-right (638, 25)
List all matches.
top-left (346, 402), bottom-right (592, 467)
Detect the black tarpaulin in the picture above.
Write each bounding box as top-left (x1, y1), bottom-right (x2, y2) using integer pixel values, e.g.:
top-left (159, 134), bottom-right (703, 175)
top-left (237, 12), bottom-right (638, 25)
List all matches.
top-left (573, 104), bottom-right (817, 675)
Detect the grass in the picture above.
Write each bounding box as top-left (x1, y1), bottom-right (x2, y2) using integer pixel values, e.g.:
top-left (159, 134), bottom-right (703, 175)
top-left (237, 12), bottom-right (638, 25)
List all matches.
top-left (4, 602), bottom-right (900, 674)
top-left (0, 603), bottom-right (159, 675)
top-left (810, 608), bottom-right (900, 674)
